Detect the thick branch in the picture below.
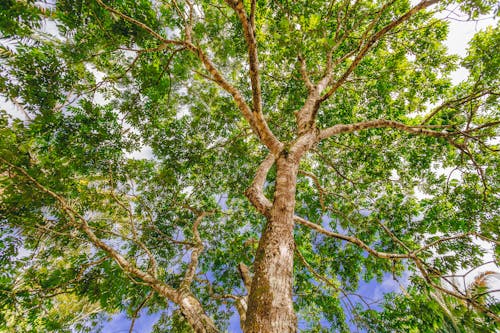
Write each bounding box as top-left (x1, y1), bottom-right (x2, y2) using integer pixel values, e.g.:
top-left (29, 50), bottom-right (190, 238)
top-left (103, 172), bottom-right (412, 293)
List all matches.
top-left (297, 55), bottom-right (314, 92)
top-left (245, 153), bottom-right (274, 216)
top-left (295, 0), bottom-right (434, 135)
top-left (222, 0), bottom-right (283, 154)
top-left (2, 157), bottom-right (218, 332)
top-left (189, 48), bottom-right (282, 152)
top-left (96, 0), bottom-right (282, 153)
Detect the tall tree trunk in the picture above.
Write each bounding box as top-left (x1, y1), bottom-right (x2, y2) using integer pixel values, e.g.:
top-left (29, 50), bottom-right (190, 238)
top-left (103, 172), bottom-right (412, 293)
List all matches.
top-left (245, 155), bottom-right (298, 332)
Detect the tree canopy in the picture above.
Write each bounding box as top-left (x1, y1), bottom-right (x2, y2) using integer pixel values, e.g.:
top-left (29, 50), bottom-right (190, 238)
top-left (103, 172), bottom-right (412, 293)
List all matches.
top-left (0, 0), bottom-right (499, 332)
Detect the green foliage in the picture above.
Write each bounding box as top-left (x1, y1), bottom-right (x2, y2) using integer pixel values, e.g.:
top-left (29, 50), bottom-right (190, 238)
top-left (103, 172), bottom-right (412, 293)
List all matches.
top-left (0, 0), bottom-right (499, 331)
top-left (359, 278), bottom-right (500, 332)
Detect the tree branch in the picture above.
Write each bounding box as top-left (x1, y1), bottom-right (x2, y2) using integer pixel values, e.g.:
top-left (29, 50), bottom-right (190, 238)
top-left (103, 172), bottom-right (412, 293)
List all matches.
top-left (319, 0), bottom-right (439, 102)
top-left (129, 292), bottom-right (153, 333)
top-left (413, 258), bottom-right (500, 323)
top-left (238, 262), bottom-right (253, 293)
top-left (245, 153), bottom-right (274, 216)
top-left (294, 215), bottom-right (412, 259)
top-left (108, 173), bottom-right (158, 278)
top-left (295, 212), bottom-right (500, 322)
top-left (95, 0), bottom-right (182, 46)
top-left (96, 0), bottom-right (282, 154)
top-left (298, 170), bottom-right (326, 212)
top-left (222, 0), bottom-right (283, 153)
top-left (1, 157), bottom-right (219, 332)
top-left (2, 157), bottom-right (171, 291)
top-left (297, 54), bottom-right (314, 93)
top-left (188, 43), bottom-right (281, 152)
top-left (376, 219), bottom-right (412, 252)
top-left (312, 149), bottom-right (360, 185)
top-left (420, 89), bottom-right (494, 125)
top-left (294, 245), bottom-right (340, 292)
top-left (181, 211), bottom-right (212, 290)
top-left (411, 232), bottom-right (496, 255)
top-left (318, 119), bottom-right (451, 140)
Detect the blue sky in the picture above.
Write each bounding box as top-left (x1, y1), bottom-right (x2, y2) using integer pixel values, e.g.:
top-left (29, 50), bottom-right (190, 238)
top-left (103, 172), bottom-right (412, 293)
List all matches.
top-left (101, 311), bottom-right (163, 333)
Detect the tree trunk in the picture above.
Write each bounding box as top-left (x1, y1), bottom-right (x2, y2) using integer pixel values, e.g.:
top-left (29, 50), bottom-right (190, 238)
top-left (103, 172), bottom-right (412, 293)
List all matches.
top-left (244, 155), bottom-right (298, 332)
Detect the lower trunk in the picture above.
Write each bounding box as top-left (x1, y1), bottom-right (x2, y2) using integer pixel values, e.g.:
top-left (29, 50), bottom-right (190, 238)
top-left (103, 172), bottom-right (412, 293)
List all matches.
top-left (245, 156), bottom-right (298, 332)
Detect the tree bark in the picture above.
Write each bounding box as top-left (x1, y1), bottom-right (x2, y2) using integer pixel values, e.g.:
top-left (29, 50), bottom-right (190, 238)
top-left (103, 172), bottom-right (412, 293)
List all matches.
top-left (179, 293), bottom-right (219, 333)
top-left (244, 155), bottom-right (298, 332)
top-left (154, 284), bottom-right (218, 333)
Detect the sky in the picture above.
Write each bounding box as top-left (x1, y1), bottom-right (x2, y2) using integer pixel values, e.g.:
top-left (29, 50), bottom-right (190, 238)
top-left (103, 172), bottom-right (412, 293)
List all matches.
top-left (1, 3), bottom-right (498, 333)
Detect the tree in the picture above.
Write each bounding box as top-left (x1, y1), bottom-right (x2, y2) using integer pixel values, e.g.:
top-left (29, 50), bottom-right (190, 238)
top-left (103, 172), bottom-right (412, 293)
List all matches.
top-left (0, 0), bottom-right (499, 332)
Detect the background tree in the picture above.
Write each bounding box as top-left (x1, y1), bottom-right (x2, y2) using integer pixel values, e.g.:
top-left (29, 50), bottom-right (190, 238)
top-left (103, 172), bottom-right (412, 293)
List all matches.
top-left (0, 0), bottom-right (499, 332)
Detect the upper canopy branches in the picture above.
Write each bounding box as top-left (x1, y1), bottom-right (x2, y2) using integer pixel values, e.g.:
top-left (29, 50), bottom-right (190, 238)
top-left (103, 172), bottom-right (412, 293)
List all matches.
top-left (88, 0), bottom-right (498, 156)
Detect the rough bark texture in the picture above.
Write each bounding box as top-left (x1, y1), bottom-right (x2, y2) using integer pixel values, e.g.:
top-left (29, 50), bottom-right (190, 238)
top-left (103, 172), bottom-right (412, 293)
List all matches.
top-left (175, 291), bottom-right (219, 333)
top-left (244, 156), bottom-right (299, 332)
